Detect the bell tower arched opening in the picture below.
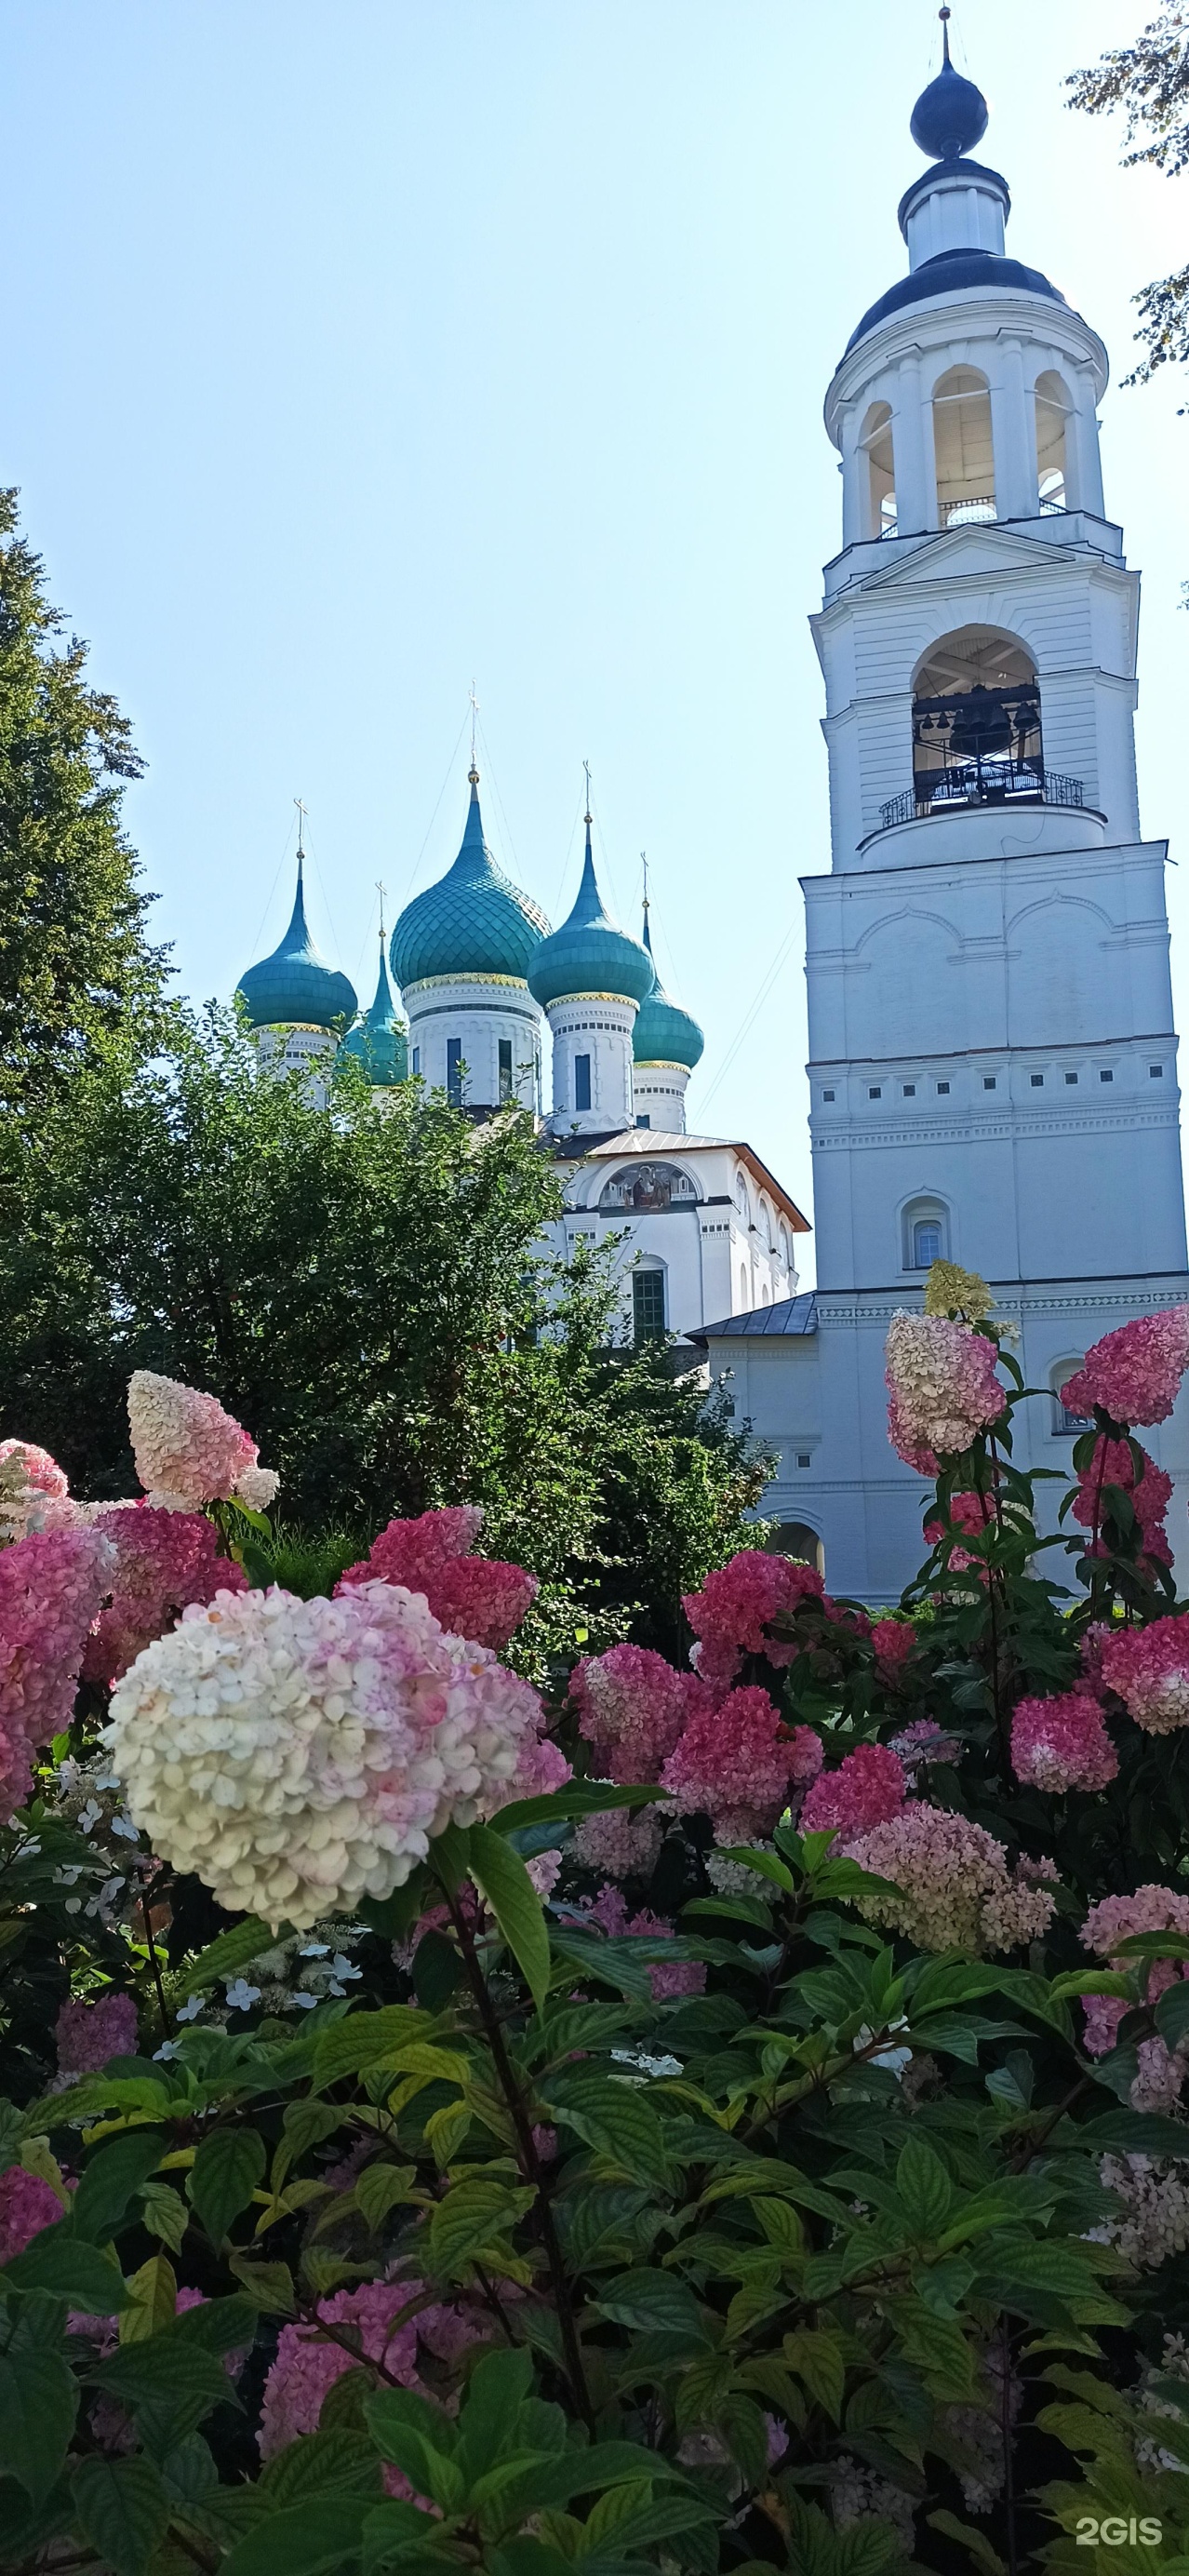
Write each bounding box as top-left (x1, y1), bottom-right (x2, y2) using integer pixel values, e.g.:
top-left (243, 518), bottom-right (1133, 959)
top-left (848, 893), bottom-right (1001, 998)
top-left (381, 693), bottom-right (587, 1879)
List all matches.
top-left (861, 400), bottom-right (897, 538)
top-left (932, 366), bottom-right (995, 527)
top-left (911, 626), bottom-right (1042, 814)
top-left (1035, 369), bottom-right (1071, 512)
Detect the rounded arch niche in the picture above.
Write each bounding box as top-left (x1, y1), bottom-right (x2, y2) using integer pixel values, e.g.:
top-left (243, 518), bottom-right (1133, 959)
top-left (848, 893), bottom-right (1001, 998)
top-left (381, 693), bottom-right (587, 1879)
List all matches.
top-left (912, 626), bottom-right (1041, 812)
top-left (765, 1522), bottom-right (825, 1577)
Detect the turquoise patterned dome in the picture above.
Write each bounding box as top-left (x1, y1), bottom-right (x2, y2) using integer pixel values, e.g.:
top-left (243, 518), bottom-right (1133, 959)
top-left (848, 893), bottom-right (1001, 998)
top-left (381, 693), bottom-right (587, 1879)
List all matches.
top-left (528, 820), bottom-right (653, 1010)
top-left (341, 942), bottom-right (408, 1087)
top-left (237, 865), bottom-right (357, 1031)
top-left (633, 921), bottom-right (704, 1068)
top-left (390, 773), bottom-right (551, 987)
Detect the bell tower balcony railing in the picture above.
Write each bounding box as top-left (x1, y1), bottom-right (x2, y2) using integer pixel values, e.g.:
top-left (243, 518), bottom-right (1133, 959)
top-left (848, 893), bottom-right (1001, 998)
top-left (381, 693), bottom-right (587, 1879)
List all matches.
top-left (879, 762), bottom-right (1086, 831)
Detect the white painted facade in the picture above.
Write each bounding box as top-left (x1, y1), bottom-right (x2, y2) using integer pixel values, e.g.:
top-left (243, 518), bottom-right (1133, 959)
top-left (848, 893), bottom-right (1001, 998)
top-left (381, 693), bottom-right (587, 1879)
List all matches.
top-left (405, 974), bottom-right (541, 1115)
top-left (545, 995), bottom-right (638, 1136)
top-left (699, 74), bottom-right (1189, 1600)
top-left (553, 1132), bottom-right (806, 1344)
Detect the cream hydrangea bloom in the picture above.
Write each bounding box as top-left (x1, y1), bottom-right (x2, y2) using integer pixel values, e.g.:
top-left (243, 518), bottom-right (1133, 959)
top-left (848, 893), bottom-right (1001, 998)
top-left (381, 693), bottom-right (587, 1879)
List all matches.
top-left (127, 1370), bottom-right (280, 1514)
top-left (105, 1579), bottom-right (543, 1929)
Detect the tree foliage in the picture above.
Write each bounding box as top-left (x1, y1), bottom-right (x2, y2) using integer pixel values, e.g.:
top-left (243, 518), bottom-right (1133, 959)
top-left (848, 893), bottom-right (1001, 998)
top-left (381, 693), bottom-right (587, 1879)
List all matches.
top-left (0, 490), bottom-right (166, 1104)
top-left (1068, 9), bottom-right (1189, 385)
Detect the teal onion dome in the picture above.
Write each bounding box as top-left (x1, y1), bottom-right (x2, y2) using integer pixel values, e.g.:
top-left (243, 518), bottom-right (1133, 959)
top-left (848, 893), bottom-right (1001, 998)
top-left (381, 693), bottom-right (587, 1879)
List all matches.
top-left (341, 941), bottom-right (408, 1087)
top-left (633, 919), bottom-right (704, 1068)
top-left (528, 816), bottom-right (653, 1010)
top-left (390, 771), bottom-right (551, 987)
top-left (236, 862), bottom-right (357, 1030)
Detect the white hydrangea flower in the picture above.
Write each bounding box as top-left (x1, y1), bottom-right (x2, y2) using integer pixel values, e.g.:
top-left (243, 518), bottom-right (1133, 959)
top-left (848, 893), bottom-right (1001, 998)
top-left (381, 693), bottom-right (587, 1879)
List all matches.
top-left (104, 1578), bottom-right (543, 1931)
top-left (234, 1466), bottom-right (281, 1512)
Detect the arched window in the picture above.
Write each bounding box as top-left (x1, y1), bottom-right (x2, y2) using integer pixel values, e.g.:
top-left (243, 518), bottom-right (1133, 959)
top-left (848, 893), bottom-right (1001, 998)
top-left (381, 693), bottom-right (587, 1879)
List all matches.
top-left (1050, 1361), bottom-right (1093, 1434)
top-left (778, 1224), bottom-right (791, 1269)
top-left (766, 1522), bottom-right (825, 1576)
top-left (932, 366), bottom-right (995, 527)
top-left (735, 1174), bottom-right (751, 1225)
top-left (739, 1266), bottom-right (750, 1309)
top-left (902, 1194), bottom-right (950, 1271)
top-left (861, 400), bottom-right (896, 538)
top-left (912, 627), bottom-right (1041, 813)
top-left (1035, 371), bottom-right (1071, 512)
top-left (632, 1264), bottom-right (666, 1341)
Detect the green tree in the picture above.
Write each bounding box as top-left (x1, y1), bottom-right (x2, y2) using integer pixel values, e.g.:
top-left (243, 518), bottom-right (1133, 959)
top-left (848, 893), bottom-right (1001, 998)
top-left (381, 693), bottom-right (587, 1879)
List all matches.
top-left (0, 489), bottom-right (166, 1102)
top-left (1068, 8), bottom-right (1189, 386)
top-left (0, 1007), bottom-right (767, 1652)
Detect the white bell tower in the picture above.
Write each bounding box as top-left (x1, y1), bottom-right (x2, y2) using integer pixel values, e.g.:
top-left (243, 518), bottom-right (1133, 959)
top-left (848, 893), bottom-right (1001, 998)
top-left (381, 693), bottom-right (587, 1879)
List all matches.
top-left (786, 21), bottom-right (1189, 1598)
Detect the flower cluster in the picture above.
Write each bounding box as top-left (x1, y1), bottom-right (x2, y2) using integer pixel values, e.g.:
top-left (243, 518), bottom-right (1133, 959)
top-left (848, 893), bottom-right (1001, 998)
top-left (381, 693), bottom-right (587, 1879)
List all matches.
top-left (571, 1800), bottom-right (666, 1881)
top-left (888, 1717), bottom-right (962, 1772)
top-left (0, 2165), bottom-right (65, 2262)
top-left (799, 1742), bottom-right (906, 1843)
top-left (1094, 2155), bottom-right (1189, 2271)
top-left (923, 1261), bottom-right (995, 1324)
top-left (660, 1684), bottom-right (822, 1843)
top-left (885, 1312), bottom-right (1005, 1465)
top-left (106, 1579), bottom-right (544, 1929)
top-left (127, 1370), bottom-right (279, 1513)
top-left (338, 1508), bottom-right (536, 1653)
top-left (55, 1992), bottom-right (139, 2077)
top-left (84, 1507), bottom-right (247, 1686)
top-left (1061, 1308), bottom-right (1189, 1429)
top-left (681, 1549), bottom-right (825, 1697)
top-left (0, 1439), bottom-right (73, 1547)
top-left (1070, 1435), bottom-right (1174, 1569)
top-left (923, 1488), bottom-right (993, 1575)
top-left (848, 1805), bottom-right (1056, 1955)
top-left (1079, 1885), bottom-right (1189, 2058)
top-left (1098, 1615), bottom-right (1189, 1735)
top-left (259, 2282), bottom-right (425, 2459)
top-left (871, 1619), bottom-right (915, 1681)
top-left (0, 1526), bottom-right (114, 1821)
top-left (569, 1644), bottom-right (699, 1783)
top-left (581, 1885), bottom-right (706, 2000)
top-left (1009, 1692), bottom-right (1117, 1792)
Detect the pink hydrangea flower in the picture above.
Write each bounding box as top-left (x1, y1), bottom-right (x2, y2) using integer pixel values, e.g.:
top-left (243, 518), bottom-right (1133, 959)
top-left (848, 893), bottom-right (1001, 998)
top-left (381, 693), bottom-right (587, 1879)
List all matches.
top-left (799, 1743), bottom-right (906, 1843)
top-left (0, 1525), bottom-right (114, 1821)
top-left (338, 1509), bottom-right (536, 1653)
top-left (885, 1313), bottom-right (1005, 1461)
top-left (55, 1992), bottom-right (139, 2076)
top-left (848, 1805), bottom-right (1055, 1955)
top-left (259, 2282), bottom-right (425, 2458)
top-left (888, 1717), bottom-right (961, 1770)
top-left (1080, 1885), bottom-right (1189, 2064)
top-left (127, 1370), bottom-right (278, 1512)
top-left (1061, 1308), bottom-right (1189, 1429)
top-left (0, 1440), bottom-right (73, 1546)
top-left (682, 1550), bottom-right (826, 1697)
top-left (84, 1507), bottom-right (247, 1686)
top-left (1099, 1616), bottom-right (1189, 1735)
top-left (569, 1644), bottom-right (700, 1783)
top-left (1072, 1437), bottom-right (1173, 1565)
top-left (872, 1620), bottom-right (915, 1680)
top-left (661, 1684), bottom-right (817, 1841)
top-left (924, 1489), bottom-right (993, 1574)
top-left (1010, 1693), bottom-right (1117, 1792)
top-left (0, 2167), bottom-right (62, 2261)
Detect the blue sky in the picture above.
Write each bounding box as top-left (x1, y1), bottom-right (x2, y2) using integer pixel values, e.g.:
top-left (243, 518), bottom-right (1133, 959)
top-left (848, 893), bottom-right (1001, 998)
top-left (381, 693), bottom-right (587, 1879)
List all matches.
top-left (5, 1), bottom-right (1187, 1278)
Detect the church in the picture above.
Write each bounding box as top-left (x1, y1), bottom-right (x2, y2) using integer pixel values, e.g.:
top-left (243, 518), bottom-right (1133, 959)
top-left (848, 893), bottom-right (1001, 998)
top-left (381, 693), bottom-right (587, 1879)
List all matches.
top-left (234, 29), bottom-right (1189, 1603)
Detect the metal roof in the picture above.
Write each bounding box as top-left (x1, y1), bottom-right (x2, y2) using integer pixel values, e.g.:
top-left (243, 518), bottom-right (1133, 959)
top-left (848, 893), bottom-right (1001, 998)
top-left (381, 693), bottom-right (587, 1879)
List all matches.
top-left (691, 1291), bottom-right (819, 1345)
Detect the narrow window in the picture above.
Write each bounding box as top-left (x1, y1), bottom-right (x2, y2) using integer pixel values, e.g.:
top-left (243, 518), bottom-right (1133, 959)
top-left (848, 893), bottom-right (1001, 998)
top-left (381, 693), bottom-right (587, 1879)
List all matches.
top-left (1065, 1070), bottom-right (1078, 1085)
top-left (861, 400), bottom-right (896, 538)
top-left (446, 1038), bottom-right (463, 1105)
top-left (902, 1082), bottom-right (916, 1097)
top-left (932, 366), bottom-right (995, 525)
top-left (411, 1045), bottom-right (421, 1076)
top-left (635, 1113), bottom-right (650, 1128)
top-left (633, 1270), bottom-right (665, 1340)
top-left (1035, 370), bottom-right (1071, 512)
top-left (869, 1085), bottom-right (882, 1099)
top-left (1030, 1073), bottom-right (1044, 1088)
top-left (574, 1053), bottom-right (592, 1111)
top-left (822, 1088), bottom-right (835, 1102)
top-left (912, 1218), bottom-right (942, 1268)
top-left (796, 1453), bottom-right (812, 1469)
top-left (498, 1038), bottom-right (513, 1103)
top-left (983, 1076), bottom-right (996, 1091)
top-left (937, 1080), bottom-right (950, 1095)
top-left (1151, 1064), bottom-right (1165, 1079)
top-left (1100, 1068), bottom-right (1114, 1084)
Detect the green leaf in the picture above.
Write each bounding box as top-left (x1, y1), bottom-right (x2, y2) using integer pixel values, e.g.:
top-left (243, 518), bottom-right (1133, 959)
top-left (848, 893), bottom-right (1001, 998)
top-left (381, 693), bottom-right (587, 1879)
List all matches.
top-left (118, 2253), bottom-right (178, 2344)
top-left (594, 2269), bottom-right (711, 2343)
top-left (429, 2177), bottom-right (536, 2277)
top-left (455, 2345), bottom-right (534, 2480)
top-left (1156, 1981), bottom-right (1189, 2050)
top-left (412, 1929), bottom-right (462, 2011)
top-left (895, 2134), bottom-right (952, 2239)
top-left (364, 2386), bottom-right (464, 2512)
top-left (227, 2256), bottom-right (297, 2315)
top-left (0, 2350), bottom-right (78, 2503)
top-left (927, 2508), bottom-right (1007, 2576)
top-left (541, 2066), bottom-right (671, 2185)
top-left (467, 1822), bottom-right (550, 2012)
top-left (715, 1844), bottom-right (795, 1894)
top-left (177, 1916), bottom-right (277, 1998)
top-left (140, 2181), bottom-right (189, 2253)
top-left (489, 1782), bottom-right (669, 1836)
top-left (71, 2131), bottom-right (166, 2246)
top-left (355, 2166), bottom-right (420, 2234)
top-left (189, 2126), bottom-right (266, 2244)
top-left (2, 2223), bottom-right (131, 2312)
top-left (73, 2455), bottom-right (171, 2576)
top-left (312, 2006), bottom-right (427, 2091)
top-left (363, 2498), bottom-right (454, 2570)
top-left (546, 1925), bottom-right (656, 2002)
top-left (783, 2328), bottom-right (848, 2423)
top-left (259, 2430), bottom-right (384, 2503)
top-left (222, 2496), bottom-right (374, 2576)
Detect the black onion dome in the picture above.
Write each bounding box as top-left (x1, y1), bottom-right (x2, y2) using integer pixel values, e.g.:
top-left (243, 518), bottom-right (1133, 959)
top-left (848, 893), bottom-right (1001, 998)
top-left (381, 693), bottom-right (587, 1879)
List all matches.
top-left (910, 55), bottom-right (988, 159)
top-left (845, 247), bottom-right (1067, 356)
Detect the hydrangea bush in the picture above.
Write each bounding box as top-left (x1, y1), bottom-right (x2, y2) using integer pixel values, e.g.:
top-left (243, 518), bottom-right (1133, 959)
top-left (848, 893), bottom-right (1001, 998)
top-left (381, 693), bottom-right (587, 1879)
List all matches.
top-left (5, 1352), bottom-right (1189, 2573)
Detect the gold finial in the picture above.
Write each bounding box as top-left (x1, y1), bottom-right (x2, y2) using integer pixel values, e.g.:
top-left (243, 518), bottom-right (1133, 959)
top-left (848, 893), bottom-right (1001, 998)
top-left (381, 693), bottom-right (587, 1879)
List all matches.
top-left (294, 797), bottom-right (308, 877)
top-left (583, 758), bottom-right (592, 826)
top-left (469, 681), bottom-right (479, 787)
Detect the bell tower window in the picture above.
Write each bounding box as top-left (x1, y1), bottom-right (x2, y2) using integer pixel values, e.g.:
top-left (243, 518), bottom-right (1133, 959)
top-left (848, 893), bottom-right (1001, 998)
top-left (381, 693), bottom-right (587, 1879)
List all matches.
top-left (574, 1053), bottom-right (592, 1112)
top-left (932, 365), bottom-right (995, 526)
top-left (861, 400), bottom-right (897, 538)
top-left (911, 627), bottom-right (1042, 814)
top-left (1035, 370), bottom-right (1071, 513)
